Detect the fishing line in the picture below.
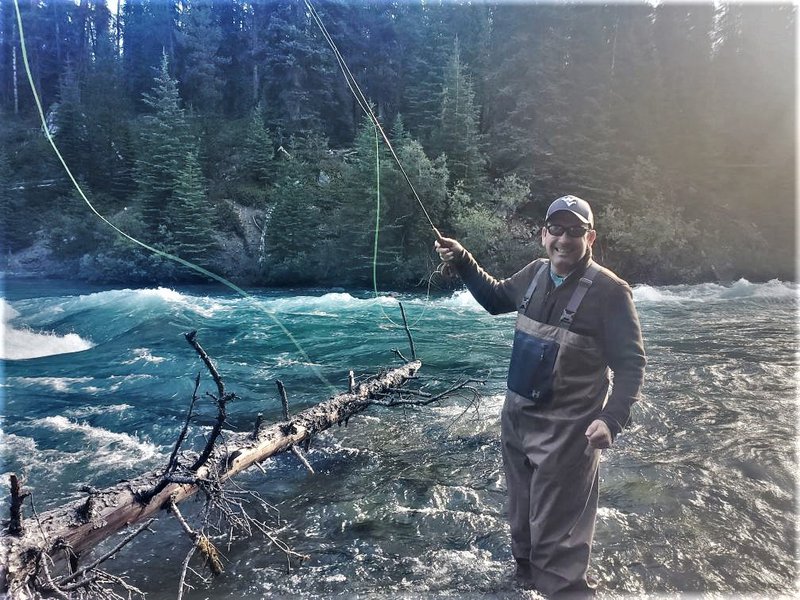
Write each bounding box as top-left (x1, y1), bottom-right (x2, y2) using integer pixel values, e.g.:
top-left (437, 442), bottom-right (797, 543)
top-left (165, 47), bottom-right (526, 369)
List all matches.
top-left (305, 0), bottom-right (440, 328)
top-left (304, 0), bottom-right (443, 242)
top-left (12, 0), bottom-right (337, 395)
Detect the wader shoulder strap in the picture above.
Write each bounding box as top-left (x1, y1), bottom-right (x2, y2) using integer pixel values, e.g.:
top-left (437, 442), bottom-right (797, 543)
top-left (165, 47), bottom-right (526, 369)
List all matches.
top-left (559, 263), bottom-right (600, 329)
top-left (519, 260), bottom-right (549, 314)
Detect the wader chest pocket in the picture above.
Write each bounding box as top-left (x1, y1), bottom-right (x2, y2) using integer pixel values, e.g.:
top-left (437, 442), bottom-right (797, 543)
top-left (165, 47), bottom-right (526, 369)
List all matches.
top-left (507, 330), bottom-right (559, 404)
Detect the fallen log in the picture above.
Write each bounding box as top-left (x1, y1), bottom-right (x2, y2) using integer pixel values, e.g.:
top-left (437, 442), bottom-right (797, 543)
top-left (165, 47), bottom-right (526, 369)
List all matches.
top-left (0, 358), bottom-right (421, 598)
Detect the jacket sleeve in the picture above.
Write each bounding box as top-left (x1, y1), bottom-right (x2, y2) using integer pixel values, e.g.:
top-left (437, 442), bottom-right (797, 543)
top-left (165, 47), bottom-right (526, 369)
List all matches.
top-left (598, 282), bottom-right (646, 438)
top-left (453, 249), bottom-right (543, 315)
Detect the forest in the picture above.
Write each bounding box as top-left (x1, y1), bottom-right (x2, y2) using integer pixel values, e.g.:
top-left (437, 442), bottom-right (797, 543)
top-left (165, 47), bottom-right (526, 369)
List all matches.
top-left (0, 0), bottom-right (795, 287)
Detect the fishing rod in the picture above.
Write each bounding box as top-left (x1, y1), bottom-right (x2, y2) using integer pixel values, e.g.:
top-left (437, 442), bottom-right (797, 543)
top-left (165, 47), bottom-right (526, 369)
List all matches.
top-left (303, 0), bottom-right (444, 243)
top-left (11, 0), bottom-right (337, 393)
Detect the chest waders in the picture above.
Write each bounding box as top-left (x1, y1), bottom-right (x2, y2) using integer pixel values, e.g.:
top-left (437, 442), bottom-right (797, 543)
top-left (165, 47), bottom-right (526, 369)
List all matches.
top-left (501, 260), bottom-right (608, 597)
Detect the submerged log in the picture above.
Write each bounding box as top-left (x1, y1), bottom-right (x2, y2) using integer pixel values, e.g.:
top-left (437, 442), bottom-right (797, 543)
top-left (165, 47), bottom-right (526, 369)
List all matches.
top-left (1, 360), bottom-right (421, 597)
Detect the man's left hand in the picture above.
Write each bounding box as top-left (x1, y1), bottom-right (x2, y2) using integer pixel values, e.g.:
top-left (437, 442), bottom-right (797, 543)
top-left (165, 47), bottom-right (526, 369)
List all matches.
top-left (585, 419), bottom-right (612, 449)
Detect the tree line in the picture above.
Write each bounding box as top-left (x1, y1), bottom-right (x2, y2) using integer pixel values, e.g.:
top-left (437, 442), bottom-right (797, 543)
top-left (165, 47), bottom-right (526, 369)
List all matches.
top-left (0, 0), bottom-right (795, 286)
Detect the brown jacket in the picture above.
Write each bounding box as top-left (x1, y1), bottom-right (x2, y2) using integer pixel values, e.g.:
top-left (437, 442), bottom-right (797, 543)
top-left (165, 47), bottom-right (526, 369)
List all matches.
top-left (454, 250), bottom-right (646, 437)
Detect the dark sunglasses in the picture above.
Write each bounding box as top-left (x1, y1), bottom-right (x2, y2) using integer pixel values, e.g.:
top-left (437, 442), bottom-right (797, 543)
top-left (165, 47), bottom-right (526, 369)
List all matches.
top-left (544, 223), bottom-right (590, 238)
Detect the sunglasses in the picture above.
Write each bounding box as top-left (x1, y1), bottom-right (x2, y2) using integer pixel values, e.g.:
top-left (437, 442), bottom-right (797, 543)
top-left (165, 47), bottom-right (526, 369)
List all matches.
top-left (544, 223), bottom-right (590, 238)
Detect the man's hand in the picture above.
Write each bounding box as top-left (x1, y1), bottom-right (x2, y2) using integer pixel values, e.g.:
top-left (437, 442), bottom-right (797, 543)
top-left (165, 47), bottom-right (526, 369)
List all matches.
top-left (434, 237), bottom-right (464, 263)
top-left (585, 419), bottom-right (612, 449)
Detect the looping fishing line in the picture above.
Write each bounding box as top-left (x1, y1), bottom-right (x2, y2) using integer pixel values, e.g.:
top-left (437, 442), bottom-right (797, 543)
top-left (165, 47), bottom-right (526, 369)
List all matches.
top-left (12, 0), bottom-right (337, 394)
top-left (304, 0), bottom-right (441, 329)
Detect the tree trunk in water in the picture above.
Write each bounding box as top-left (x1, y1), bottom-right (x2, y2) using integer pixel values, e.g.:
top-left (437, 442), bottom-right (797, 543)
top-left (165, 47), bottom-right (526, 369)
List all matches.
top-left (0, 360), bottom-right (421, 597)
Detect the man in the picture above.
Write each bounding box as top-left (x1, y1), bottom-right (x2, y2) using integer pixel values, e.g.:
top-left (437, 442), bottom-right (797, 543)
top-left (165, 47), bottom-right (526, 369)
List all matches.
top-left (435, 195), bottom-right (645, 598)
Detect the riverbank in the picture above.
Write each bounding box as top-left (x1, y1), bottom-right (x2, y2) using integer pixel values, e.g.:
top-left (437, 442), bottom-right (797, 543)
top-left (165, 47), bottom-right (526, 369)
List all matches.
top-left (3, 237), bottom-right (794, 289)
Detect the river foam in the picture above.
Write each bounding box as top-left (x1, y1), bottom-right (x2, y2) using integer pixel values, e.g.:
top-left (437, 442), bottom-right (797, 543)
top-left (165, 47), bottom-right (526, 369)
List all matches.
top-left (633, 278), bottom-right (797, 304)
top-left (1, 299), bottom-right (94, 360)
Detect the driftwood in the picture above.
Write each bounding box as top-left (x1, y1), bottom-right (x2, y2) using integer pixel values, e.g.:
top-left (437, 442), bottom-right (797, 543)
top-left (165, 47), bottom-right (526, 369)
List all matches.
top-left (2, 298), bottom-right (485, 599)
top-left (1, 337), bottom-right (427, 599)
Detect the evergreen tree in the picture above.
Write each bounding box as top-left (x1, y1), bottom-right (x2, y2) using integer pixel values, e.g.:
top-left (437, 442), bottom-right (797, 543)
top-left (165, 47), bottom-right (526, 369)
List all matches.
top-left (82, 46), bottom-right (136, 205)
top-left (599, 157), bottom-right (698, 283)
top-left (242, 107), bottom-right (275, 185)
top-left (0, 147), bottom-right (23, 252)
top-left (395, 1), bottom-right (450, 146)
top-left (263, 131), bottom-right (333, 284)
top-left (707, 4), bottom-right (795, 278)
top-left (547, 4), bottom-right (625, 206)
top-left (176, 0), bottom-right (228, 115)
top-left (484, 3), bottom-right (571, 188)
top-left (379, 115), bottom-right (449, 285)
top-left (53, 64), bottom-right (89, 184)
top-left (122, 0), bottom-right (178, 106)
top-left (211, 0), bottom-right (251, 116)
top-left (261, 0), bottom-right (333, 138)
top-left (430, 38), bottom-right (486, 196)
top-left (650, 3), bottom-right (717, 206)
top-left (133, 52), bottom-right (191, 233)
top-left (331, 116), bottom-right (383, 283)
top-left (170, 148), bottom-right (217, 268)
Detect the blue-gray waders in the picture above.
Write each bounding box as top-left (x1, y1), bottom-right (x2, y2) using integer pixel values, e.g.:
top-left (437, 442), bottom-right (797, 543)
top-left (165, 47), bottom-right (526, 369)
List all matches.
top-left (502, 261), bottom-right (606, 598)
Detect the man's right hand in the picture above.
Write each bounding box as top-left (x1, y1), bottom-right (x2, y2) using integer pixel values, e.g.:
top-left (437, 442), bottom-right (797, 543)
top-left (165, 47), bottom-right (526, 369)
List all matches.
top-left (434, 237), bottom-right (464, 263)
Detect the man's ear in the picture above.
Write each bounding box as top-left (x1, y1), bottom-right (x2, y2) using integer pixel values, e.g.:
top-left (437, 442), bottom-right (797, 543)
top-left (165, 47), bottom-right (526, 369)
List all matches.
top-left (586, 229), bottom-right (597, 247)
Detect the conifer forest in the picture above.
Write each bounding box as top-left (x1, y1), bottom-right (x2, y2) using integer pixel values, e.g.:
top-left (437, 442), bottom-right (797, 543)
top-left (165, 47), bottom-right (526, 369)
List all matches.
top-left (0, 0), bottom-right (795, 287)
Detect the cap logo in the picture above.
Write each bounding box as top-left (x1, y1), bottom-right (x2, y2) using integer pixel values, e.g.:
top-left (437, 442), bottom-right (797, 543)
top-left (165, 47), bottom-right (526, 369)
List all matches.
top-left (562, 197), bottom-right (577, 207)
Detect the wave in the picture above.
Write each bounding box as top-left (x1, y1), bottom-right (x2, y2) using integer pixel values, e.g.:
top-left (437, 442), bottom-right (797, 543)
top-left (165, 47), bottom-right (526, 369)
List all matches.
top-left (1, 298), bottom-right (20, 321)
top-left (2, 422), bottom-right (161, 482)
top-left (632, 278), bottom-right (797, 305)
top-left (16, 286), bottom-right (227, 324)
top-left (432, 289), bottom-right (484, 311)
top-left (263, 291), bottom-right (364, 314)
top-left (121, 348), bottom-right (167, 365)
top-left (4, 376), bottom-right (93, 392)
top-left (2, 298), bottom-right (95, 359)
top-left (7, 374), bottom-right (154, 393)
top-left (36, 415), bottom-right (160, 459)
top-left (3, 278), bottom-right (794, 351)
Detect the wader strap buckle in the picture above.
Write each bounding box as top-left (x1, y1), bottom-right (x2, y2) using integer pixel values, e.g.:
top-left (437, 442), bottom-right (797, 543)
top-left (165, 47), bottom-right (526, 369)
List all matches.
top-left (558, 265), bottom-right (599, 329)
top-left (519, 261), bottom-right (549, 313)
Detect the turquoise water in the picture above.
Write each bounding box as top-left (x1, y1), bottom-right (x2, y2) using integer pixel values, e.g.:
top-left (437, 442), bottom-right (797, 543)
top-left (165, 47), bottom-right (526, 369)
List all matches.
top-left (1, 278), bottom-right (797, 598)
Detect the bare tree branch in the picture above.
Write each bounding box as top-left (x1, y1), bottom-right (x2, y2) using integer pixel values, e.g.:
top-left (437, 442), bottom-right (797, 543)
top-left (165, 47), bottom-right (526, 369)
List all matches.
top-left (1, 328), bottom-right (481, 599)
top-left (56, 519), bottom-right (156, 586)
top-left (397, 301), bottom-right (416, 360)
top-left (166, 371), bottom-right (202, 474)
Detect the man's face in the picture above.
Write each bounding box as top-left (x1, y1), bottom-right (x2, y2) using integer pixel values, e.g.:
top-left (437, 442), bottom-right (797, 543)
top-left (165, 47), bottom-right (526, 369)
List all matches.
top-left (541, 211), bottom-right (596, 275)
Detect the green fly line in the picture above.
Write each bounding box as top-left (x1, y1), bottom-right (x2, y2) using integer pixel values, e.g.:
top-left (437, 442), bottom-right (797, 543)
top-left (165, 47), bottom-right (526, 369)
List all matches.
top-left (12, 0), bottom-right (337, 395)
top-left (304, 0), bottom-right (443, 328)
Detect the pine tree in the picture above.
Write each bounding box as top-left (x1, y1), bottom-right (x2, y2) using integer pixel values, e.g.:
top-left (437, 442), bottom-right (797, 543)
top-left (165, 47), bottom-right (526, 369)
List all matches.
top-left (176, 1), bottom-right (228, 115)
top-left (331, 115), bottom-right (382, 283)
top-left (263, 132), bottom-right (332, 283)
top-left (261, 0), bottom-right (333, 138)
top-left (484, 3), bottom-right (571, 189)
top-left (53, 64), bottom-right (89, 185)
top-left (122, 0), bottom-right (178, 107)
top-left (170, 148), bottom-right (218, 268)
top-left (430, 38), bottom-right (486, 197)
top-left (241, 107), bottom-right (275, 185)
top-left (0, 147), bottom-right (22, 252)
top-left (395, 1), bottom-right (450, 147)
top-left (379, 114), bottom-right (449, 285)
top-left (133, 52), bottom-right (190, 232)
top-left (82, 45), bottom-right (136, 205)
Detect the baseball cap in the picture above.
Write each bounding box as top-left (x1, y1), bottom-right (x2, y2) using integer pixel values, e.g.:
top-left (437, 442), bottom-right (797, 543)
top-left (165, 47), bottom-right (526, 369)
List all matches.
top-left (545, 195), bottom-right (594, 228)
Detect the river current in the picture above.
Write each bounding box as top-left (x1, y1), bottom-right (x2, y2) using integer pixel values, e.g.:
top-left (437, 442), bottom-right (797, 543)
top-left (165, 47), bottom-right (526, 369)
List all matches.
top-left (1, 278), bottom-right (797, 598)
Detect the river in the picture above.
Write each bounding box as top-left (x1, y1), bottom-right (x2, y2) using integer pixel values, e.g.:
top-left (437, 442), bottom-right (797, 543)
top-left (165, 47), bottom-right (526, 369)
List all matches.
top-left (1, 278), bottom-right (796, 598)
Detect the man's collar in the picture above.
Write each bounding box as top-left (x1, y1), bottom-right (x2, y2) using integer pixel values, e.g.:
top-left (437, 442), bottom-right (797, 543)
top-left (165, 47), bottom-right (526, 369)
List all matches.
top-left (549, 254), bottom-right (592, 286)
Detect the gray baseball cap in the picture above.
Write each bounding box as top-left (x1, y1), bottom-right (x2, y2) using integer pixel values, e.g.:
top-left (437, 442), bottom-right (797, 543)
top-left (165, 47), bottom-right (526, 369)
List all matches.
top-left (546, 195), bottom-right (594, 227)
